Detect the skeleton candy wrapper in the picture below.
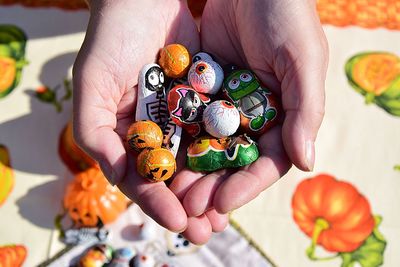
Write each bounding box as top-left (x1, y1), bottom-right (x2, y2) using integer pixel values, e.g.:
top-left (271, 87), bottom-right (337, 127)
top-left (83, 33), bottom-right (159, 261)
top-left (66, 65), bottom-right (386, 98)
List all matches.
top-left (188, 56), bottom-right (224, 94)
top-left (168, 85), bottom-right (210, 137)
top-left (127, 120), bottom-right (163, 152)
top-left (203, 100), bottom-right (240, 138)
top-left (137, 64), bottom-right (181, 157)
top-left (223, 69), bottom-right (279, 135)
top-left (137, 148), bottom-right (176, 182)
top-left (187, 135), bottom-right (259, 172)
top-left (158, 44), bottom-right (191, 78)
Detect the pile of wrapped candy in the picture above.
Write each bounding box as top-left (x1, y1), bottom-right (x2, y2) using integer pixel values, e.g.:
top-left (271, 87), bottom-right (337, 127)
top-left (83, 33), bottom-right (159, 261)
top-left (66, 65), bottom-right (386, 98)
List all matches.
top-left (127, 44), bottom-right (280, 182)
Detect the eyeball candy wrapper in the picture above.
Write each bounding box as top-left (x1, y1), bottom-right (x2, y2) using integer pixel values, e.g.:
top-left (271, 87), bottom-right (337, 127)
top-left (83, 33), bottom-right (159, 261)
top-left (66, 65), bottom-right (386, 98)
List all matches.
top-left (136, 63), bottom-right (181, 157)
top-left (187, 135), bottom-right (259, 172)
top-left (167, 85), bottom-right (210, 137)
top-left (202, 100), bottom-right (240, 138)
top-left (188, 58), bottom-right (224, 95)
top-left (223, 69), bottom-right (279, 136)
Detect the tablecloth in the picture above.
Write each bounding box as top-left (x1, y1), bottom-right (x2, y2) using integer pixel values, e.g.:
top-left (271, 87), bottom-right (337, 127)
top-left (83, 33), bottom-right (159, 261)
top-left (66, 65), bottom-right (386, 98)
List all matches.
top-left (0, 2), bottom-right (400, 267)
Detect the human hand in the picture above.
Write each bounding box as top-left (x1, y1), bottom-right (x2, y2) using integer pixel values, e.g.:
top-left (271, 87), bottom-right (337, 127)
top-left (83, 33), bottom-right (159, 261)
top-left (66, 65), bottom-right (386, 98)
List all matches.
top-left (73, 0), bottom-right (228, 243)
top-left (170, 0), bottom-right (329, 236)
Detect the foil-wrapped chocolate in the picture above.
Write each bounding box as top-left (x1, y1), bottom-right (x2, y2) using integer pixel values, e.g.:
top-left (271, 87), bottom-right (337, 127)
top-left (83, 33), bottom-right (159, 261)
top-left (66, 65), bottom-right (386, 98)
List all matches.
top-left (187, 135), bottom-right (259, 172)
top-left (136, 64), bottom-right (182, 157)
top-left (223, 70), bottom-right (279, 135)
top-left (202, 100), bottom-right (240, 138)
top-left (168, 85), bottom-right (210, 137)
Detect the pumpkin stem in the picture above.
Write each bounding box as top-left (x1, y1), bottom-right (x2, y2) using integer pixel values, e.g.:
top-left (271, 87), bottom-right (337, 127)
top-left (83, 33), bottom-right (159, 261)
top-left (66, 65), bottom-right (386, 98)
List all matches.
top-left (306, 218), bottom-right (339, 261)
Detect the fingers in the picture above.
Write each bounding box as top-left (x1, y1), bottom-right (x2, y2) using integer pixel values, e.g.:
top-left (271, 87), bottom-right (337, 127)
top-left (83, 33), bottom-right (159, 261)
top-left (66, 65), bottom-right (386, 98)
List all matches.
top-left (181, 210), bottom-right (229, 245)
top-left (182, 169), bottom-right (231, 217)
top-left (118, 153), bottom-right (188, 232)
top-left (214, 126), bottom-right (291, 213)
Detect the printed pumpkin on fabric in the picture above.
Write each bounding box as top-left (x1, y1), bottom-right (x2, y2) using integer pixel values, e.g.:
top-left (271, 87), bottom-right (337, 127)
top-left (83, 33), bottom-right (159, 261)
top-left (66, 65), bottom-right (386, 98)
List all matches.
top-left (292, 174), bottom-right (387, 267)
top-left (0, 25), bottom-right (28, 98)
top-left (0, 244), bottom-right (27, 267)
top-left (345, 52), bottom-right (400, 117)
top-left (0, 145), bottom-right (14, 207)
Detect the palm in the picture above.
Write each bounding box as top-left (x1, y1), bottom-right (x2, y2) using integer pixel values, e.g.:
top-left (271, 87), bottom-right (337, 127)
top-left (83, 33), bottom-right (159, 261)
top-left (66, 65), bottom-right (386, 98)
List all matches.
top-left (73, 0), bottom-right (202, 233)
top-left (170, 0), bottom-right (328, 218)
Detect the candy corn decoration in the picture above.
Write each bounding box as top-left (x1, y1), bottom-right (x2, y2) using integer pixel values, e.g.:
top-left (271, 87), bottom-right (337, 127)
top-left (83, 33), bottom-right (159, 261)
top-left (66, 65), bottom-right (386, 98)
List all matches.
top-left (0, 244), bottom-right (27, 267)
top-left (317, 0), bottom-right (400, 30)
top-left (0, 145), bottom-right (14, 207)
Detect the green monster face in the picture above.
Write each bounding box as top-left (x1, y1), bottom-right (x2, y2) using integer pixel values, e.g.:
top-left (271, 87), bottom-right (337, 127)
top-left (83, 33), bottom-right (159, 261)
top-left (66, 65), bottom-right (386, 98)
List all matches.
top-left (223, 70), bottom-right (260, 101)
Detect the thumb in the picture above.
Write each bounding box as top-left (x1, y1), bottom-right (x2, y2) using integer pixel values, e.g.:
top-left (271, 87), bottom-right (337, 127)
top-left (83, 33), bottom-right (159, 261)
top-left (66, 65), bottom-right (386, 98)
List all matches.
top-left (72, 66), bottom-right (127, 186)
top-left (281, 43), bottom-right (328, 172)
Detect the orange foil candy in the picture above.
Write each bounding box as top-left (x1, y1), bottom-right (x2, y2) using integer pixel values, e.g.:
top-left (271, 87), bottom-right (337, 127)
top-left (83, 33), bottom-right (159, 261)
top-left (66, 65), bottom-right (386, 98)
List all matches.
top-left (63, 168), bottom-right (128, 227)
top-left (158, 44), bottom-right (191, 78)
top-left (127, 120), bottom-right (163, 152)
top-left (137, 148), bottom-right (176, 182)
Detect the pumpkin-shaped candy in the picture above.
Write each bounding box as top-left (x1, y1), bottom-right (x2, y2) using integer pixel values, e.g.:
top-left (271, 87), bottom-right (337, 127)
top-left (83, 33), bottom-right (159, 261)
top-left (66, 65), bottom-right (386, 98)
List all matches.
top-left (292, 174), bottom-right (375, 253)
top-left (137, 148), bottom-right (176, 182)
top-left (63, 168), bottom-right (128, 227)
top-left (158, 44), bottom-right (191, 78)
top-left (59, 121), bottom-right (97, 173)
top-left (127, 120), bottom-right (163, 152)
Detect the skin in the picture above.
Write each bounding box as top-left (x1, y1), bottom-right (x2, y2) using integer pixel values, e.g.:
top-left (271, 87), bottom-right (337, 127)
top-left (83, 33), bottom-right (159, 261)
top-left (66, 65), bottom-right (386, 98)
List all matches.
top-left (73, 0), bottom-right (328, 244)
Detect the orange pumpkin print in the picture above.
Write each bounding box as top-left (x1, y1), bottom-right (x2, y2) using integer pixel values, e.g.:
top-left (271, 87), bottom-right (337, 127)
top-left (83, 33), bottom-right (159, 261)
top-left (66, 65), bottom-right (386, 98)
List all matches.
top-left (0, 245), bottom-right (27, 267)
top-left (137, 148), bottom-right (176, 182)
top-left (292, 174), bottom-right (375, 253)
top-left (158, 44), bottom-right (191, 78)
top-left (59, 121), bottom-right (97, 173)
top-left (127, 120), bottom-right (163, 152)
top-left (63, 168), bottom-right (128, 227)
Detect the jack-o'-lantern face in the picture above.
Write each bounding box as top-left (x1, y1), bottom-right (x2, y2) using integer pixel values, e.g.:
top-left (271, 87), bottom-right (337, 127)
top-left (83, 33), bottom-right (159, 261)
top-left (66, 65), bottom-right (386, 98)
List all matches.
top-left (127, 121), bottom-right (163, 152)
top-left (187, 136), bottom-right (230, 156)
top-left (137, 148), bottom-right (176, 182)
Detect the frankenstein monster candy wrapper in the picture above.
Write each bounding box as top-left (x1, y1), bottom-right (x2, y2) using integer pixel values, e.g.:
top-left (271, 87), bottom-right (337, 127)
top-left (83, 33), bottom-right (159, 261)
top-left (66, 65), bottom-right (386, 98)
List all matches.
top-left (223, 69), bottom-right (279, 136)
top-left (187, 135), bottom-right (259, 172)
top-left (136, 63), bottom-right (182, 157)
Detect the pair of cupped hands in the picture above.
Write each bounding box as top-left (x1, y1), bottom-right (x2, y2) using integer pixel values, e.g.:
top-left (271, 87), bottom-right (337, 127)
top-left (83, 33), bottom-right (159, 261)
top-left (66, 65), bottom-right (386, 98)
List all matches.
top-left (73, 0), bottom-right (328, 244)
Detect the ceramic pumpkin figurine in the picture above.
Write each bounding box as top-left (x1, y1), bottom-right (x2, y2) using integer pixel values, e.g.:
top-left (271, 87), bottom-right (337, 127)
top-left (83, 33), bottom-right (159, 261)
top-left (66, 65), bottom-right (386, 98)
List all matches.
top-left (0, 145), bottom-right (14, 207)
top-left (292, 174), bottom-right (375, 253)
top-left (63, 168), bottom-right (128, 227)
top-left (58, 121), bottom-right (97, 173)
top-left (137, 148), bottom-right (176, 182)
top-left (158, 44), bottom-right (191, 78)
top-left (127, 120), bottom-right (163, 152)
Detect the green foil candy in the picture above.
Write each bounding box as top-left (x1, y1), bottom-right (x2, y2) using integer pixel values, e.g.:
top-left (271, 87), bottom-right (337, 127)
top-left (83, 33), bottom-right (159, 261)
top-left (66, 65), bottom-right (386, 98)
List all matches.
top-left (187, 135), bottom-right (259, 172)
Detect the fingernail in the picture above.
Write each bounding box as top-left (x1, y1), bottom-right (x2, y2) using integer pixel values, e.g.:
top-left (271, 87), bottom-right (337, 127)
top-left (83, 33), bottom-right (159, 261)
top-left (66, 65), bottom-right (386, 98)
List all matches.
top-left (99, 160), bottom-right (117, 186)
top-left (305, 140), bottom-right (315, 171)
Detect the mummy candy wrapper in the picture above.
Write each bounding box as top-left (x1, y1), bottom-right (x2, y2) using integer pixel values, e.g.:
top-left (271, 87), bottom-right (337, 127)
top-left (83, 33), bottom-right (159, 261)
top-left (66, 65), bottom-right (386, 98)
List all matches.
top-left (137, 148), bottom-right (176, 182)
top-left (158, 44), bottom-right (191, 78)
top-left (168, 85), bottom-right (210, 137)
top-left (223, 69), bottom-right (279, 135)
top-left (137, 64), bottom-right (182, 157)
top-left (187, 135), bottom-right (259, 172)
top-left (203, 100), bottom-right (240, 138)
top-left (188, 56), bottom-right (224, 94)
